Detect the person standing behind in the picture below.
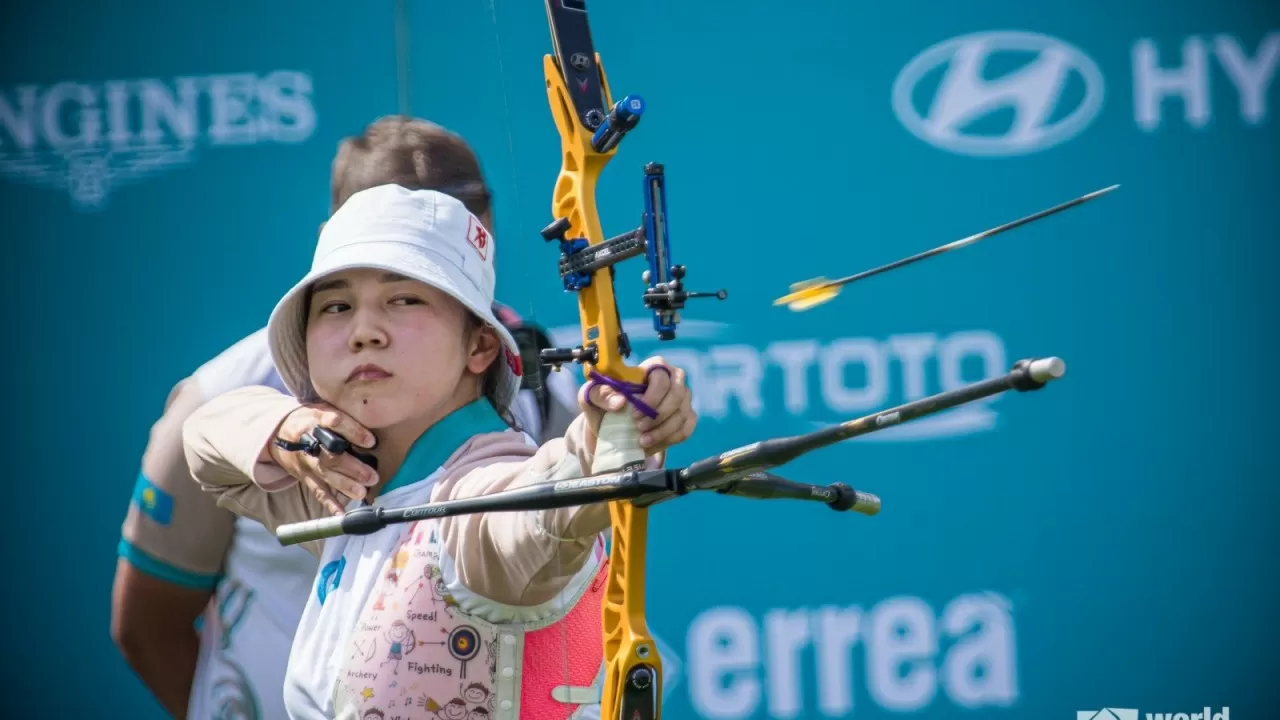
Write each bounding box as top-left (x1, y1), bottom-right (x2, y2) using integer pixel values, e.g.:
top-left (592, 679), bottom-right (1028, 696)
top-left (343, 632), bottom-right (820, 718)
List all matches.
top-left (110, 116), bottom-right (580, 719)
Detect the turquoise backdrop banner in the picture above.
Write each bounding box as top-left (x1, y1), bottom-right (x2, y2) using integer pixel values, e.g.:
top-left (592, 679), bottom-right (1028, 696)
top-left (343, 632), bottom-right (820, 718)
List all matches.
top-left (1, 1), bottom-right (1275, 718)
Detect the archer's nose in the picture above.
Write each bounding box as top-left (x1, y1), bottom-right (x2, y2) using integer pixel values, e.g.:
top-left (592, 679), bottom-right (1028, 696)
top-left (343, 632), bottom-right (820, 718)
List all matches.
top-left (348, 313), bottom-right (389, 351)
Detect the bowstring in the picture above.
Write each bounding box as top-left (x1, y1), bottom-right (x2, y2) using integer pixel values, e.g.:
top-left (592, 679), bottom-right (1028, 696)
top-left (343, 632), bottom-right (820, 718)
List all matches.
top-left (394, 0), bottom-right (413, 115)
top-left (484, 0), bottom-right (576, 704)
top-left (483, 0), bottom-right (550, 415)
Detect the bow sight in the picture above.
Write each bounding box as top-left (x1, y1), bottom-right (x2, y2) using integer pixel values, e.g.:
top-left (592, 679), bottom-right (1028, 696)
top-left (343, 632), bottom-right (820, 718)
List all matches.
top-left (538, 104), bottom-right (727, 372)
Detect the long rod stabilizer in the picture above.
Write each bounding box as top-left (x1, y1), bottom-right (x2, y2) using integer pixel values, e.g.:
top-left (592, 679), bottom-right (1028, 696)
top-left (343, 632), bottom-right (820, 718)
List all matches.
top-left (774, 184), bottom-right (1120, 311)
top-left (273, 356), bottom-right (1066, 547)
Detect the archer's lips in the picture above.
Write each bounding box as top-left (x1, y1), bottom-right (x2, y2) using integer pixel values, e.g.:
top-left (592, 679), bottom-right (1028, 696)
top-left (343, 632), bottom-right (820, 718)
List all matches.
top-left (347, 364), bottom-right (392, 383)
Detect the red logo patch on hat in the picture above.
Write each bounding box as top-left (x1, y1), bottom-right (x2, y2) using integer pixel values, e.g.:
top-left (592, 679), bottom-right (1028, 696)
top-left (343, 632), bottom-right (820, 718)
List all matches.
top-left (467, 216), bottom-right (489, 260)
top-left (504, 345), bottom-right (523, 376)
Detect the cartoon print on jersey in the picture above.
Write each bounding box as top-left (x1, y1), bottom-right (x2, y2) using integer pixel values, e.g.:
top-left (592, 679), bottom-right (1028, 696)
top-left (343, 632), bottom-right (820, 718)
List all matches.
top-left (405, 564), bottom-right (459, 618)
top-left (458, 676), bottom-right (491, 712)
top-left (336, 524), bottom-right (532, 715)
top-left (388, 548), bottom-right (411, 585)
top-left (436, 579), bottom-right (460, 618)
top-left (412, 626), bottom-right (453, 658)
top-left (361, 708), bottom-right (384, 720)
top-left (447, 626), bottom-right (482, 679)
top-left (405, 563), bottom-right (440, 604)
top-left (410, 524), bottom-right (440, 549)
top-left (349, 635), bottom-right (377, 662)
top-left (373, 549), bottom-right (413, 612)
top-left (485, 637), bottom-right (498, 677)
top-left (417, 696), bottom-right (469, 720)
top-left (381, 620), bottom-right (418, 674)
top-left (460, 682), bottom-right (490, 707)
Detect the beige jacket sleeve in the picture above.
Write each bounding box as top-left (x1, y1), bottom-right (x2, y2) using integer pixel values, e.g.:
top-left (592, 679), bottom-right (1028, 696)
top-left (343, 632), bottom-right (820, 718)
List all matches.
top-left (432, 412), bottom-right (601, 607)
top-left (181, 385), bottom-right (329, 556)
top-left (438, 416), bottom-right (666, 608)
top-left (182, 384), bottom-right (664, 605)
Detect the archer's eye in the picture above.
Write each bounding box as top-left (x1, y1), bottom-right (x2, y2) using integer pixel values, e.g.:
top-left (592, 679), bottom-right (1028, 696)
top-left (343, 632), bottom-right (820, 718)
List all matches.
top-left (391, 296), bottom-right (426, 306)
top-left (319, 301), bottom-right (350, 314)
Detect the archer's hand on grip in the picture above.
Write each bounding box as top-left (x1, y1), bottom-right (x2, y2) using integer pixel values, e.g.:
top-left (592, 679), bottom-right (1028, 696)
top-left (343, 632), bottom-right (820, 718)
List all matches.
top-left (268, 403), bottom-right (380, 515)
top-left (579, 357), bottom-right (696, 458)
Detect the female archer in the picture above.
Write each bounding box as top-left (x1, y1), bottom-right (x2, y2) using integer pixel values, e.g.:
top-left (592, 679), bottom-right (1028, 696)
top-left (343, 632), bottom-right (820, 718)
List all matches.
top-left (181, 183), bottom-right (696, 719)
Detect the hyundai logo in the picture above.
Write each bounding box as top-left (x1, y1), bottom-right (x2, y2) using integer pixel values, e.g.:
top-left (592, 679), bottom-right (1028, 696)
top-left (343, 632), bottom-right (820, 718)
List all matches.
top-left (892, 31), bottom-right (1105, 156)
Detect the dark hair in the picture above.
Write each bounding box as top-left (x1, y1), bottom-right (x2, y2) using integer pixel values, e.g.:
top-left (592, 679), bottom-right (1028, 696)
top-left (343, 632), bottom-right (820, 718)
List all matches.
top-left (329, 115), bottom-right (493, 218)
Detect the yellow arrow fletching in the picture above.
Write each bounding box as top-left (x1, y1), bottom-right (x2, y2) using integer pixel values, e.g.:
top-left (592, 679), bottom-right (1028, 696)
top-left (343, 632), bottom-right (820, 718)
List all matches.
top-left (773, 278), bottom-right (841, 311)
top-left (787, 292), bottom-right (839, 311)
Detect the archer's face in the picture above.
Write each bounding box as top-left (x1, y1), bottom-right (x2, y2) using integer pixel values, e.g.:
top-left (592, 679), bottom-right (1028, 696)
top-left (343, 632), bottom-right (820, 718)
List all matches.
top-left (303, 268), bottom-right (498, 429)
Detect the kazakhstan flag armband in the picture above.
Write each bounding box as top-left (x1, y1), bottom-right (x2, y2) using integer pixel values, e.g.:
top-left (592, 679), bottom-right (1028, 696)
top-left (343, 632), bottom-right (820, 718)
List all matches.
top-left (131, 472), bottom-right (174, 526)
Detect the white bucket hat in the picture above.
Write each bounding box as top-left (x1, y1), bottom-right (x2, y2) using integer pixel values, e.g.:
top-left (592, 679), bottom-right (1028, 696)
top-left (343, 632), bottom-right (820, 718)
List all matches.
top-left (266, 183), bottom-right (524, 416)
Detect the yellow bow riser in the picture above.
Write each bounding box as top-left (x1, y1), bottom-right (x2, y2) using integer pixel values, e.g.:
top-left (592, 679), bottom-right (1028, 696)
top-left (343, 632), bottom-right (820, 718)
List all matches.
top-left (543, 50), bottom-right (663, 720)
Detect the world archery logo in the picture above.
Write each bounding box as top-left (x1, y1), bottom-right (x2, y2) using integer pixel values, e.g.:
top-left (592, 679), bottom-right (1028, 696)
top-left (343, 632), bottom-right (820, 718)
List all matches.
top-left (0, 70), bottom-right (317, 210)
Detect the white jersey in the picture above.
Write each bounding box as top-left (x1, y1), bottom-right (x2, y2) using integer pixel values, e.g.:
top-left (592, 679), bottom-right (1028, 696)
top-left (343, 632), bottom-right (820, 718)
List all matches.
top-left (184, 327), bottom-right (577, 719)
